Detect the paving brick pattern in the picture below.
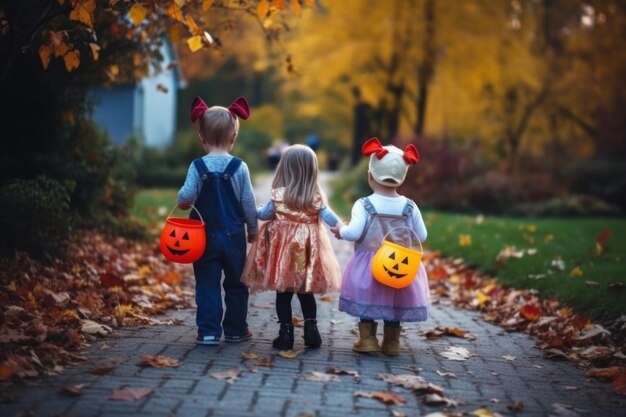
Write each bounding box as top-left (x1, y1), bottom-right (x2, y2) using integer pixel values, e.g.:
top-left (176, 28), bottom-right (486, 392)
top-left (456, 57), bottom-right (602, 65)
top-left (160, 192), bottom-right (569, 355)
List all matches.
top-left (2, 173), bottom-right (625, 417)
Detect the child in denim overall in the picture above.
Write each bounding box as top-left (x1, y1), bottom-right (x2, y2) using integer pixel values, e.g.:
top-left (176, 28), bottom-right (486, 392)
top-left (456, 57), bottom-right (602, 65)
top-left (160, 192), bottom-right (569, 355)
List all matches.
top-left (178, 96), bottom-right (258, 346)
top-left (331, 137), bottom-right (429, 356)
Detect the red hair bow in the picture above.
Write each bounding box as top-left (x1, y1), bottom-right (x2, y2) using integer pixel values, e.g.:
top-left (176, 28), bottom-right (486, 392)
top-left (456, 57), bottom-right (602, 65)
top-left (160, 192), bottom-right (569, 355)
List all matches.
top-left (190, 96), bottom-right (250, 123)
top-left (362, 137), bottom-right (388, 159)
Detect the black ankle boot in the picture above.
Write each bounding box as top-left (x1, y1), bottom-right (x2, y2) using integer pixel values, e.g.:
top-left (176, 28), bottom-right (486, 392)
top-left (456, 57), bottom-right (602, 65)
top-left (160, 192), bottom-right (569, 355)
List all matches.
top-left (303, 319), bottom-right (322, 348)
top-left (272, 323), bottom-right (294, 350)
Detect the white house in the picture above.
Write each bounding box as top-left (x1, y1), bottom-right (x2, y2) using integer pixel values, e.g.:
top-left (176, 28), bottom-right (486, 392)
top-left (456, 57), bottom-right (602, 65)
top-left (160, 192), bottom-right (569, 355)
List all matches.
top-left (90, 41), bottom-right (183, 148)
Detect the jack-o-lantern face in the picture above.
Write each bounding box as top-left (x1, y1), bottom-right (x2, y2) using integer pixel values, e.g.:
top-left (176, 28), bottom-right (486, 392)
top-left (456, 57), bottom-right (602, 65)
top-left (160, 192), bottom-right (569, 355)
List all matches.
top-left (371, 241), bottom-right (422, 289)
top-left (382, 251), bottom-right (409, 278)
top-left (160, 218), bottom-right (206, 264)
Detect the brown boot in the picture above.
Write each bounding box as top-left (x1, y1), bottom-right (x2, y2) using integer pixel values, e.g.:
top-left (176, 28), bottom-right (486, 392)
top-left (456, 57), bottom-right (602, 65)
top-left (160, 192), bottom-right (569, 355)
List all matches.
top-left (353, 321), bottom-right (380, 353)
top-left (381, 325), bottom-right (401, 356)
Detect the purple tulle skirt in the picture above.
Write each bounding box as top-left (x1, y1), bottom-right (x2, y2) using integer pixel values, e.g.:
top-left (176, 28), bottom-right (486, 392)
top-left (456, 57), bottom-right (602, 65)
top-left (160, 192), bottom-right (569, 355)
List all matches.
top-left (339, 250), bottom-right (430, 322)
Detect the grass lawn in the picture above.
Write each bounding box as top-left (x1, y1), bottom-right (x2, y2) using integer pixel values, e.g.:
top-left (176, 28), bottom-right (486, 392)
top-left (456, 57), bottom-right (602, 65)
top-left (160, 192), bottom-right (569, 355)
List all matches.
top-left (132, 188), bottom-right (179, 235)
top-left (423, 212), bottom-right (626, 321)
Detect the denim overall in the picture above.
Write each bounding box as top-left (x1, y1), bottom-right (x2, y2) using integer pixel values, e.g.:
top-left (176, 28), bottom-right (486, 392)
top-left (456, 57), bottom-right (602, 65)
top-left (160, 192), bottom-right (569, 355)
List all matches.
top-left (190, 157), bottom-right (249, 339)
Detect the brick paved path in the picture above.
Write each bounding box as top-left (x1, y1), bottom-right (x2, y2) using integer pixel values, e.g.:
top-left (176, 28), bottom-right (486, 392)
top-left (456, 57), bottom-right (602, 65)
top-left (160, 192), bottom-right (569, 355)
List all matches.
top-left (2, 173), bottom-right (625, 417)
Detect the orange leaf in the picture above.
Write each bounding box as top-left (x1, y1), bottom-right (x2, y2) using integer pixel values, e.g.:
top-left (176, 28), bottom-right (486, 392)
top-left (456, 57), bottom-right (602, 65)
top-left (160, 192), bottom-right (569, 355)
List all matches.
top-left (39, 45), bottom-right (52, 70)
top-left (166, 3), bottom-right (184, 22)
top-left (354, 391), bottom-right (406, 405)
top-left (63, 50), bottom-right (80, 72)
top-left (519, 304), bottom-right (541, 321)
top-left (612, 370), bottom-right (626, 396)
top-left (139, 355), bottom-right (181, 368)
top-left (0, 364), bottom-right (13, 381)
top-left (69, 3), bottom-right (93, 27)
top-left (202, 0), bottom-right (214, 11)
top-left (305, 0), bottom-right (317, 9)
top-left (157, 271), bottom-right (181, 285)
top-left (88, 43), bottom-right (100, 61)
top-left (129, 4), bottom-right (147, 26)
top-left (291, 0), bottom-right (301, 16)
top-left (257, 0), bottom-right (269, 19)
top-left (274, 0), bottom-right (287, 10)
top-left (185, 15), bottom-right (200, 35)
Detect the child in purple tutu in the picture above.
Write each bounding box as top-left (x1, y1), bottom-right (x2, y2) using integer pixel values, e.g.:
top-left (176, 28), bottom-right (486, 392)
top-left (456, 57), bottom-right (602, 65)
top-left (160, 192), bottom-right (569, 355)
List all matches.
top-left (330, 137), bottom-right (429, 356)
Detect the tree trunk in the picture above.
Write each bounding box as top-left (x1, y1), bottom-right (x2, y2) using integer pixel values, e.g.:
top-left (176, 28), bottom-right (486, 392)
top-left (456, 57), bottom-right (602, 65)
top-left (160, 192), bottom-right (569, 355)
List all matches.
top-left (414, 0), bottom-right (436, 136)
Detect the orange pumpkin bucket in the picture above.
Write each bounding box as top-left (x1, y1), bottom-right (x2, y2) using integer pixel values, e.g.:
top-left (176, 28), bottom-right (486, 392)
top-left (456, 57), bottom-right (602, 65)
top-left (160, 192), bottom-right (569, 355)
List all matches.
top-left (160, 205), bottom-right (206, 264)
top-left (371, 226), bottom-right (423, 289)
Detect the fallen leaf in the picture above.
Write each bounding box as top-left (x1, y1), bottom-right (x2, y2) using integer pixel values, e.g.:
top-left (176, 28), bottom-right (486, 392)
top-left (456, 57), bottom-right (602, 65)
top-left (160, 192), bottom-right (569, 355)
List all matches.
top-left (109, 387), bottom-right (153, 401)
top-left (439, 346), bottom-right (471, 361)
top-left (507, 400), bottom-right (524, 412)
top-left (59, 384), bottom-right (85, 396)
top-left (586, 367), bottom-right (623, 379)
top-left (241, 352), bottom-right (258, 360)
top-left (326, 367), bottom-right (360, 380)
top-left (569, 267), bottom-right (583, 278)
top-left (81, 320), bottom-right (112, 336)
top-left (471, 409), bottom-right (504, 417)
top-left (354, 391), bottom-right (406, 405)
top-left (208, 368), bottom-right (241, 384)
top-left (99, 273), bottom-right (125, 288)
top-left (139, 355), bottom-right (181, 368)
top-left (502, 355), bottom-right (516, 361)
top-left (612, 370), bottom-right (626, 396)
top-left (422, 393), bottom-right (459, 407)
top-left (319, 295), bottom-right (334, 302)
top-left (596, 228), bottom-right (610, 246)
top-left (88, 365), bottom-right (117, 375)
top-left (584, 280), bottom-right (599, 287)
top-left (304, 371), bottom-right (339, 382)
top-left (278, 350), bottom-right (302, 359)
top-left (519, 304), bottom-right (541, 321)
top-left (376, 373), bottom-right (444, 395)
top-left (459, 234), bottom-right (472, 247)
top-left (436, 370), bottom-right (456, 378)
top-left (255, 359), bottom-right (275, 367)
top-left (549, 403), bottom-right (581, 417)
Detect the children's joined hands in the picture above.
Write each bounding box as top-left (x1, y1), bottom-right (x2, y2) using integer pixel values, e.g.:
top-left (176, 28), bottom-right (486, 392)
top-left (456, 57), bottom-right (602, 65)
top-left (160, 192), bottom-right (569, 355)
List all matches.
top-left (330, 223), bottom-right (344, 240)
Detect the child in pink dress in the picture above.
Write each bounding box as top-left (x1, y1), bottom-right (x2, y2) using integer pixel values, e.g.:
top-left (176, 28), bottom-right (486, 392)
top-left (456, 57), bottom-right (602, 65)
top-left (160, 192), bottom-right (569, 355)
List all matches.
top-left (331, 137), bottom-right (429, 356)
top-left (242, 144), bottom-right (342, 350)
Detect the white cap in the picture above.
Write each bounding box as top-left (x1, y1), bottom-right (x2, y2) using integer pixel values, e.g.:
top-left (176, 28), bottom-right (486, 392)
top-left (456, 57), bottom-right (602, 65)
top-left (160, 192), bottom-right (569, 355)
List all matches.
top-left (369, 145), bottom-right (409, 185)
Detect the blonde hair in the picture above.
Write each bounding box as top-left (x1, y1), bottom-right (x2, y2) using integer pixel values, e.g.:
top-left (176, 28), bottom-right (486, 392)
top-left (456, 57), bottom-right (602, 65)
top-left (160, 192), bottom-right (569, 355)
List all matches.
top-left (272, 144), bottom-right (324, 211)
top-left (198, 106), bottom-right (239, 146)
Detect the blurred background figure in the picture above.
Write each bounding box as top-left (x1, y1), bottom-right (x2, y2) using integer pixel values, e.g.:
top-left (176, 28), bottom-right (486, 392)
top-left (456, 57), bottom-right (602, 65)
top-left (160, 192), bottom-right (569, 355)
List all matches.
top-left (267, 139), bottom-right (290, 170)
top-left (305, 133), bottom-right (320, 153)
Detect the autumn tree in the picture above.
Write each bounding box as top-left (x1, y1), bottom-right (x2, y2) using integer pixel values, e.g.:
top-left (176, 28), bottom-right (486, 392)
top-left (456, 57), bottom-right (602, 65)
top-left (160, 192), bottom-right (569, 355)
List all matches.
top-left (0, 0), bottom-right (312, 259)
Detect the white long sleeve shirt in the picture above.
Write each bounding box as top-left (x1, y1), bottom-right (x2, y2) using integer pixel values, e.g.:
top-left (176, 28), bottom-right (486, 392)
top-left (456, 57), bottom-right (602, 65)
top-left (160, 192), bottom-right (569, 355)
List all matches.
top-left (339, 194), bottom-right (427, 243)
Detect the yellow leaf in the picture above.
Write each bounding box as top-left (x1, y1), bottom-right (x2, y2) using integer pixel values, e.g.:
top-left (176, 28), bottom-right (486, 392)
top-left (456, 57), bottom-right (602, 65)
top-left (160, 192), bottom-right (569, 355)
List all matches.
top-left (459, 234), bottom-right (472, 247)
top-left (278, 350), bottom-right (302, 359)
top-left (166, 3), bottom-right (184, 21)
top-left (291, 0), bottom-right (301, 16)
top-left (63, 50), bottom-right (80, 72)
top-left (570, 266), bottom-right (583, 278)
top-left (471, 409), bottom-right (497, 417)
top-left (187, 35), bottom-right (203, 52)
top-left (304, 0), bottom-right (317, 9)
top-left (89, 43), bottom-right (100, 61)
top-left (174, 0), bottom-right (186, 7)
top-left (109, 64), bottom-right (120, 76)
top-left (594, 242), bottom-right (602, 255)
top-left (69, 3), bottom-right (93, 27)
top-left (240, 352), bottom-right (258, 359)
top-left (257, 0), bottom-right (269, 19)
top-left (476, 291), bottom-right (489, 307)
top-left (129, 3), bottom-right (147, 26)
top-left (39, 44), bottom-right (52, 70)
top-left (202, 0), bottom-right (214, 11)
top-left (115, 304), bottom-right (135, 317)
top-left (527, 224), bottom-right (537, 233)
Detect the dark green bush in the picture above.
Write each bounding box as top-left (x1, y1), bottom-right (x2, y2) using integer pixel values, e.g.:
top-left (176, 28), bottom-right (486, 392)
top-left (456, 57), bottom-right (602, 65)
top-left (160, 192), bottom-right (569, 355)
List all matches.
top-left (0, 176), bottom-right (74, 259)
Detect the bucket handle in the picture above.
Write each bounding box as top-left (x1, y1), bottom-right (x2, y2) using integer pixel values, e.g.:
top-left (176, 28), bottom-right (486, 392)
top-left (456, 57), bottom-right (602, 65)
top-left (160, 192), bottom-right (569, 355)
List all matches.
top-left (381, 226), bottom-right (423, 253)
top-left (166, 204), bottom-right (205, 224)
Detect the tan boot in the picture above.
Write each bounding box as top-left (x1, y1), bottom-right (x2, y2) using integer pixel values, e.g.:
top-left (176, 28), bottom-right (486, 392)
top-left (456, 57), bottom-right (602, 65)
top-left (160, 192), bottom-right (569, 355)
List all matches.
top-left (353, 321), bottom-right (380, 353)
top-left (381, 326), bottom-right (401, 356)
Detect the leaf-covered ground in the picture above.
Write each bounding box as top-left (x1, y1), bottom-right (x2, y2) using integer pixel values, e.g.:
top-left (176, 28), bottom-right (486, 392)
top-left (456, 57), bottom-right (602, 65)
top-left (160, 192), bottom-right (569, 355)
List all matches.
top-left (425, 250), bottom-right (626, 395)
top-left (0, 231), bottom-right (193, 381)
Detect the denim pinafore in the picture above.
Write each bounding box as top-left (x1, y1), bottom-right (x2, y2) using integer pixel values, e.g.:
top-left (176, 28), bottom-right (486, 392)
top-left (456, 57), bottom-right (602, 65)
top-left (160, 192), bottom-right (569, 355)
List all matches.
top-left (190, 157), bottom-right (249, 339)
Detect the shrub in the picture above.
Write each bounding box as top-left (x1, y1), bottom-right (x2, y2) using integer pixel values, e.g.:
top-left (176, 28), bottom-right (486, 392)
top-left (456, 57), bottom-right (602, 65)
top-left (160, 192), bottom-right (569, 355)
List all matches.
top-left (0, 176), bottom-right (74, 259)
